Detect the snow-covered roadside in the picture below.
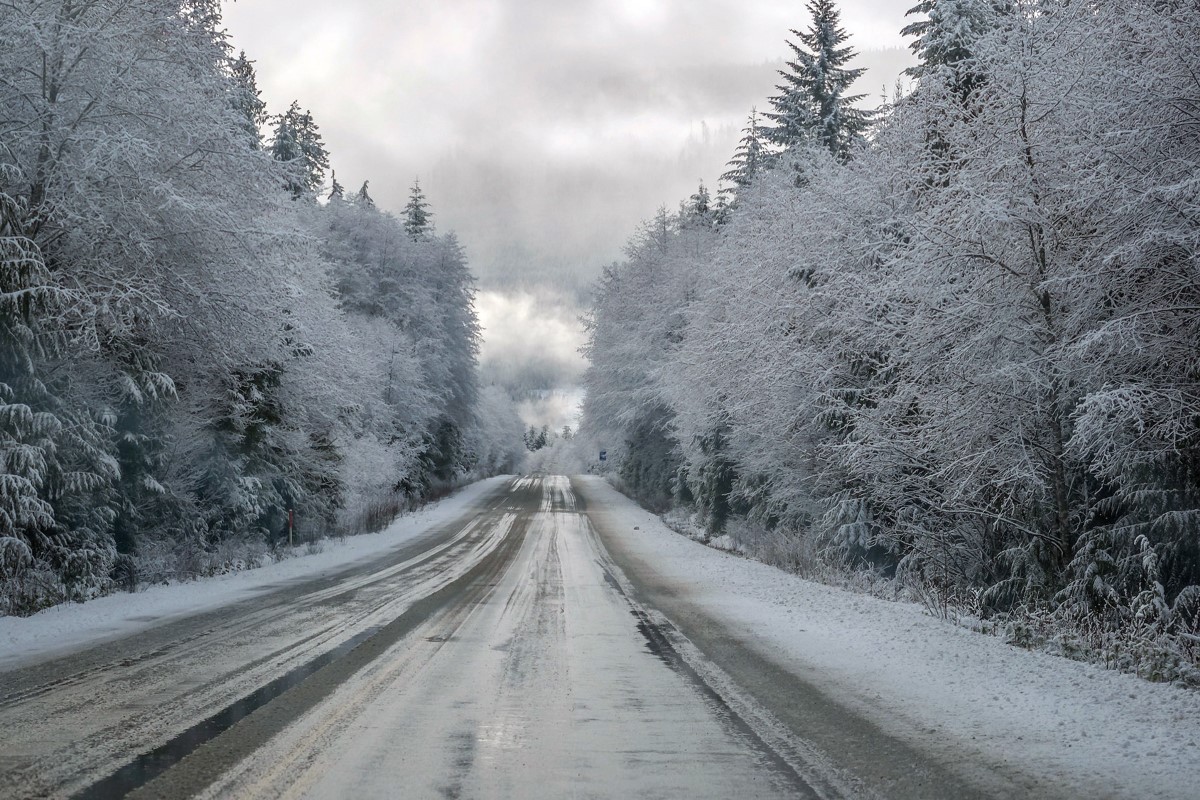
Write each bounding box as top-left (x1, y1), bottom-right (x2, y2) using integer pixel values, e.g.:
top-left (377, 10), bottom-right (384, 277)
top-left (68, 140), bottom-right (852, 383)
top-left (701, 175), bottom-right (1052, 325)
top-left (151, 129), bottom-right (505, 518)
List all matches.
top-left (578, 476), bottom-right (1200, 800)
top-left (0, 476), bottom-right (512, 671)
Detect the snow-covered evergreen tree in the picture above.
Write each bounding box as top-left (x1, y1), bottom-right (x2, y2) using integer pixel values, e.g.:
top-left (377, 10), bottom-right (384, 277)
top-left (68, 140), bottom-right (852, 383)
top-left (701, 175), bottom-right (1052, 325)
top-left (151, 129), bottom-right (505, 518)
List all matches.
top-left (720, 108), bottom-right (766, 192)
top-left (356, 180), bottom-right (374, 208)
top-left (270, 101), bottom-right (330, 198)
top-left (903, 0), bottom-right (1000, 99)
top-left (682, 182), bottom-right (714, 229)
top-left (229, 51), bottom-right (267, 148)
top-left (765, 0), bottom-right (874, 160)
top-left (328, 171), bottom-right (345, 201)
top-left (319, 189), bottom-right (480, 496)
top-left (403, 179), bottom-right (433, 239)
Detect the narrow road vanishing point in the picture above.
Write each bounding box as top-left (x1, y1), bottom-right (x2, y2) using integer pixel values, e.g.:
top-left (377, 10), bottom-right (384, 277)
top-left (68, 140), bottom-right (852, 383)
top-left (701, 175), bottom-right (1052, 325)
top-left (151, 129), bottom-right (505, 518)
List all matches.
top-left (1, 476), bottom-right (1032, 799)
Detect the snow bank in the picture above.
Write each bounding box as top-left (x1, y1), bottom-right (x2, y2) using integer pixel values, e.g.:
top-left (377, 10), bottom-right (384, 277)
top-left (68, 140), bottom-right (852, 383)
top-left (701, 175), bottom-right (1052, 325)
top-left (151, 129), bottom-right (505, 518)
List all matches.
top-left (0, 477), bottom-right (512, 671)
top-left (578, 476), bottom-right (1200, 800)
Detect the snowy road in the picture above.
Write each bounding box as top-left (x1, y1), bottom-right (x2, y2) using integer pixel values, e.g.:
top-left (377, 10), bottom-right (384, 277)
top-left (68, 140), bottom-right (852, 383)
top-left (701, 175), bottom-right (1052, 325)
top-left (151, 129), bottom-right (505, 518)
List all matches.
top-left (4, 475), bottom-right (1186, 799)
top-left (0, 476), bottom-right (814, 798)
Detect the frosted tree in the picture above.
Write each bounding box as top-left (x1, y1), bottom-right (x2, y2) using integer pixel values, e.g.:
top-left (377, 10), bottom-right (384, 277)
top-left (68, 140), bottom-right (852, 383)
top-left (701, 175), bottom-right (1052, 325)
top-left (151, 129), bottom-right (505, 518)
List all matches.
top-left (356, 180), bottom-right (374, 208)
top-left (581, 204), bottom-right (721, 511)
top-left (0, 180), bottom-right (117, 610)
top-left (902, 0), bottom-right (1011, 121)
top-left (0, 0), bottom-right (246, 604)
top-left (270, 101), bottom-right (330, 198)
top-left (681, 182), bottom-right (714, 230)
top-left (764, 0), bottom-right (874, 160)
top-left (1, 0), bottom-right (361, 602)
top-left (1055, 1), bottom-right (1200, 631)
top-left (461, 386), bottom-right (525, 475)
top-left (229, 51), bottom-right (267, 147)
top-left (581, 0), bottom-right (1200, 673)
top-left (0, 0), bottom-right (502, 612)
top-left (403, 179), bottom-right (433, 239)
top-left (720, 108), bottom-right (767, 192)
top-left (328, 171), bottom-right (345, 201)
top-left (319, 192), bottom-right (480, 494)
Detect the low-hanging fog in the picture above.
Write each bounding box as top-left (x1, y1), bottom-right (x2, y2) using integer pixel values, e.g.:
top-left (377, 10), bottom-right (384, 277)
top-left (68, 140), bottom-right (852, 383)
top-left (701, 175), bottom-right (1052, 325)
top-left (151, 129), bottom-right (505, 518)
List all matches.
top-left (222, 0), bottom-right (913, 429)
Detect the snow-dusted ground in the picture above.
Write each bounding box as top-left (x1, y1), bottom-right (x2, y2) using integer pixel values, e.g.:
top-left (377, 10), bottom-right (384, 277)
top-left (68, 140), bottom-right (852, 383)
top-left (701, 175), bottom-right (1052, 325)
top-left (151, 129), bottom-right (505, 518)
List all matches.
top-left (0, 476), bottom-right (511, 671)
top-left (576, 476), bottom-right (1200, 800)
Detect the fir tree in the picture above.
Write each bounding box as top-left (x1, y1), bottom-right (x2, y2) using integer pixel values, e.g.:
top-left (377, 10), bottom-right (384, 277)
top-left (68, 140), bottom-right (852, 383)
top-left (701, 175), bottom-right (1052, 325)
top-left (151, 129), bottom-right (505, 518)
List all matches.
top-left (682, 182), bottom-right (714, 229)
top-left (403, 179), bottom-right (433, 240)
top-left (229, 51), bottom-right (266, 148)
top-left (765, 0), bottom-right (873, 160)
top-left (524, 425), bottom-right (541, 452)
top-left (902, 0), bottom-right (1000, 99)
top-left (720, 108), bottom-right (766, 190)
top-left (689, 182), bottom-right (711, 216)
top-left (328, 171), bottom-right (344, 201)
top-left (356, 180), bottom-right (374, 208)
top-left (713, 190), bottom-right (733, 226)
top-left (269, 101), bottom-right (329, 199)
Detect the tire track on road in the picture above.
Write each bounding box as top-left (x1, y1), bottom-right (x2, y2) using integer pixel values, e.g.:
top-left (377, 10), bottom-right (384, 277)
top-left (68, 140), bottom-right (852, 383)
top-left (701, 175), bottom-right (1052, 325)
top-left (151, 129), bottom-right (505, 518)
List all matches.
top-left (101, 504), bottom-right (534, 800)
top-left (0, 479), bottom-right (525, 799)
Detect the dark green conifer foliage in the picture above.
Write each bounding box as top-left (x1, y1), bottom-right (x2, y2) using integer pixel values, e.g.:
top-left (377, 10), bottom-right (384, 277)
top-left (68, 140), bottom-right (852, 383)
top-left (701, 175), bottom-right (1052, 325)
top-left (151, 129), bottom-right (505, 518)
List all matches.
top-left (765, 0), bottom-right (874, 160)
top-left (0, 188), bottom-right (120, 610)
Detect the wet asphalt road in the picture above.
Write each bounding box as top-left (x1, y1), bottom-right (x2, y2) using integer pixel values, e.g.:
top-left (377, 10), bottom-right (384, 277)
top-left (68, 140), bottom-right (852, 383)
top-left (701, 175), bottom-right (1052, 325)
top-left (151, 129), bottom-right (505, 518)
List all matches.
top-left (1, 476), bottom-right (1015, 799)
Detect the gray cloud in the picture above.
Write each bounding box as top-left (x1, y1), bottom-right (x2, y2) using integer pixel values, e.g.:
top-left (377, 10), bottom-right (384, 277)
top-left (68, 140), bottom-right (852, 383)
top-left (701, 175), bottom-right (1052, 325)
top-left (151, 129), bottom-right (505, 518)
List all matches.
top-left (476, 288), bottom-right (588, 429)
top-left (224, 0), bottom-right (913, 287)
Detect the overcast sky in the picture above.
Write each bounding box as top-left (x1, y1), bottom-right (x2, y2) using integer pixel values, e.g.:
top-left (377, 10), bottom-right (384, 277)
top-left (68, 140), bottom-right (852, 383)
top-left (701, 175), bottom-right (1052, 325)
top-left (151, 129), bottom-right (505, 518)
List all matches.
top-left (221, 0), bottom-right (915, 426)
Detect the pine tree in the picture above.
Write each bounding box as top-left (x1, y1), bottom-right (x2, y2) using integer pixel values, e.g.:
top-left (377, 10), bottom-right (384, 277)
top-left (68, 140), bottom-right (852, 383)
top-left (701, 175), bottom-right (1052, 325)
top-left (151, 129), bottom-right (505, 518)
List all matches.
top-left (269, 101), bottom-right (329, 198)
top-left (356, 180), bottom-right (374, 208)
top-left (0, 181), bottom-right (118, 611)
top-left (681, 182), bottom-right (714, 230)
top-left (229, 51), bottom-right (267, 148)
top-left (713, 190), bottom-right (733, 226)
top-left (902, 0), bottom-right (1000, 99)
top-left (764, 0), bottom-right (873, 160)
top-left (328, 171), bottom-right (344, 201)
top-left (403, 179), bottom-right (433, 239)
top-left (720, 108), bottom-right (766, 190)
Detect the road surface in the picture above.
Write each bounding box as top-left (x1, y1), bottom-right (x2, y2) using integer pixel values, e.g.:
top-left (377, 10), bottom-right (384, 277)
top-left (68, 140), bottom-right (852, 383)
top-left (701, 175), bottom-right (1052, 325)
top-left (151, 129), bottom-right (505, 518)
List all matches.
top-left (1, 476), bottom-right (1019, 799)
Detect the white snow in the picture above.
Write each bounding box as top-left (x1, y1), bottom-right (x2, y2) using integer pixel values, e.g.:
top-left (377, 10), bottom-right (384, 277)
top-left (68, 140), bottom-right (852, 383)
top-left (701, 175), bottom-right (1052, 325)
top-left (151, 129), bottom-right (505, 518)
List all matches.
top-left (577, 476), bottom-right (1200, 800)
top-left (0, 476), bottom-right (512, 671)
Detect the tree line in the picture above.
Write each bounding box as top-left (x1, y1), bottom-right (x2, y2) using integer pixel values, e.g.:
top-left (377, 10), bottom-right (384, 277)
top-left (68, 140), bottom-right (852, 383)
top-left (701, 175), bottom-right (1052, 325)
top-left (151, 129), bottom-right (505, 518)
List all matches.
top-left (581, 0), bottom-right (1200, 681)
top-left (0, 0), bottom-right (525, 613)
